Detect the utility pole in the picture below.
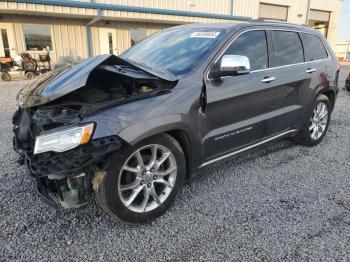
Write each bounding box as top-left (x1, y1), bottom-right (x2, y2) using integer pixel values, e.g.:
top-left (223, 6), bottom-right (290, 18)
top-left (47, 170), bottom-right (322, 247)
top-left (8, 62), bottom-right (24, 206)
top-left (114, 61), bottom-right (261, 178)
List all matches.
top-left (305, 0), bottom-right (311, 25)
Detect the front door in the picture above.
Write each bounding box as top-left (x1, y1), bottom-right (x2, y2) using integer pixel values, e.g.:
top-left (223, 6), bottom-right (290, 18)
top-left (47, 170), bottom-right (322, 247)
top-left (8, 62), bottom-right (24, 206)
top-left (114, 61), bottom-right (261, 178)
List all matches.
top-left (203, 30), bottom-right (274, 160)
top-left (0, 23), bottom-right (16, 58)
top-left (99, 28), bottom-right (118, 55)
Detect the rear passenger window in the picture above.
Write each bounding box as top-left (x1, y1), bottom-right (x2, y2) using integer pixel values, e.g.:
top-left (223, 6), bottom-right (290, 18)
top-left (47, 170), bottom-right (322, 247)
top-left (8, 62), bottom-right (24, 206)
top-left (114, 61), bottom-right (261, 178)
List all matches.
top-left (300, 33), bottom-right (328, 61)
top-left (224, 30), bottom-right (268, 71)
top-left (273, 31), bottom-right (304, 67)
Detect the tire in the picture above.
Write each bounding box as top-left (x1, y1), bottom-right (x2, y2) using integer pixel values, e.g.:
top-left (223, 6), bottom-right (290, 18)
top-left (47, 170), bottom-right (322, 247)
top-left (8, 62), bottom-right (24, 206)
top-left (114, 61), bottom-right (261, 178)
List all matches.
top-left (346, 83), bottom-right (350, 91)
top-left (293, 94), bottom-right (331, 146)
top-left (25, 72), bottom-right (35, 80)
top-left (95, 133), bottom-right (186, 224)
top-left (1, 72), bottom-right (11, 81)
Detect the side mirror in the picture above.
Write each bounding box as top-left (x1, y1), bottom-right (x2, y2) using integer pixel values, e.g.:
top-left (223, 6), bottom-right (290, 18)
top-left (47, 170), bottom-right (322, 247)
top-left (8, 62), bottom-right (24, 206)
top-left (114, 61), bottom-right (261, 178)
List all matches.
top-left (211, 55), bottom-right (251, 79)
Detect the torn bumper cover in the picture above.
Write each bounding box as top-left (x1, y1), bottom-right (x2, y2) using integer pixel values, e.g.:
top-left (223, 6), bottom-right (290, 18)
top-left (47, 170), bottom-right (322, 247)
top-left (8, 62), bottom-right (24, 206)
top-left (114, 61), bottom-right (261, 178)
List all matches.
top-left (13, 123), bottom-right (122, 208)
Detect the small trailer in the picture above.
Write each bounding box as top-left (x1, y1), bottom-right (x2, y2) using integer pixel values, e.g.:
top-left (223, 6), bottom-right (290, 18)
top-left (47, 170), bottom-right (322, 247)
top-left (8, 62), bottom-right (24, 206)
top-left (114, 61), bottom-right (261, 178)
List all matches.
top-left (0, 52), bottom-right (51, 81)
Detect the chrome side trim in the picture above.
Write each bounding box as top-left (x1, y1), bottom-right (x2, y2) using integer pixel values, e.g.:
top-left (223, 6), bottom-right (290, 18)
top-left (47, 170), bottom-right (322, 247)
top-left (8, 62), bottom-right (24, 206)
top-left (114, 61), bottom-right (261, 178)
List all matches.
top-left (199, 129), bottom-right (298, 168)
top-left (306, 68), bottom-right (317, 73)
top-left (261, 76), bottom-right (276, 83)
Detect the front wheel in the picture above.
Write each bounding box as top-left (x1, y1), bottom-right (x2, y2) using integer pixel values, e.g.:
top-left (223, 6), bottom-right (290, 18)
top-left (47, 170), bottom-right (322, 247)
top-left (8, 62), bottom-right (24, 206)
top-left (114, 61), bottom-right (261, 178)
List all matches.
top-left (95, 134), bottom-right (186, 224)
top-left (293, 94), bottom-right (331, 146)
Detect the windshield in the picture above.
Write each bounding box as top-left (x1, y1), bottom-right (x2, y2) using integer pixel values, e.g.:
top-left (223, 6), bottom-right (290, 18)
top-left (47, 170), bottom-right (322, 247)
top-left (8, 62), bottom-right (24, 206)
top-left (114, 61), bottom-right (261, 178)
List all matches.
top-left (121, 28), bottom-right (225, 76)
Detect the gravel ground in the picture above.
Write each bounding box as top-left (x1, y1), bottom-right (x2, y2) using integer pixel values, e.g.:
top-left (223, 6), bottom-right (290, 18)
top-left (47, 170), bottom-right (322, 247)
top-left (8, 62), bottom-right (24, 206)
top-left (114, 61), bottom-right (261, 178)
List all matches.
top-left (0, 69), bottom-right (350, 262)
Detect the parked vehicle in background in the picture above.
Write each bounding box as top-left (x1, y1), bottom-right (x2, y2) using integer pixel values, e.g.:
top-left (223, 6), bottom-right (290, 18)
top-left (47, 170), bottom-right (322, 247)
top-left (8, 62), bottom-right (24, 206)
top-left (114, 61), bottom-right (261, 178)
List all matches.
top-left (346, 72), bottom-right (350, 91)
top-left (0, 52), bottom-right (51, 81)
top-left (13, 21), bottom-right (339, 224)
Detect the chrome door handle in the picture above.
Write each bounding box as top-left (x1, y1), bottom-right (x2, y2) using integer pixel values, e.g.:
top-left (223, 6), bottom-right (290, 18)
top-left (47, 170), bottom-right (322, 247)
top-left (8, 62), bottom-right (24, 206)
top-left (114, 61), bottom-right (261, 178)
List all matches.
top-left (306, 68), bottom-right (316, 73)
top-left (261, 77), bottom-right (276, 83)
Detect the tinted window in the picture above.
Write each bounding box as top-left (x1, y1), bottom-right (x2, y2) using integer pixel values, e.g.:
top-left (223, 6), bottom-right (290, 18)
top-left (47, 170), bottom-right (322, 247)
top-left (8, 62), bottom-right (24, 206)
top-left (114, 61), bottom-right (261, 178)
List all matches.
top-left (300, 33), bottom-right (328, 61)
top-left (273, 31), bottom-right (303, 66)
top-left (223, 31), bottom-right (268, 71)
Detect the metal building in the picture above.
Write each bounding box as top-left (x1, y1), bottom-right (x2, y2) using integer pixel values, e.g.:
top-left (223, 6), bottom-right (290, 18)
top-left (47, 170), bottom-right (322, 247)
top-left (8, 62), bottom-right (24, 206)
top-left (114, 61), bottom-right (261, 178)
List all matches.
top-left (0, 0), bottom-right (343, 66)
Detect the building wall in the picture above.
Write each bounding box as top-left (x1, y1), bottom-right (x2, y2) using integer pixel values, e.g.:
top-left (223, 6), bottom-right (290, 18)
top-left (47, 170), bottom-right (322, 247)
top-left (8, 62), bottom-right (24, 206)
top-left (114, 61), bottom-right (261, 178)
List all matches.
top-left (0, 1), bottom-right (235, 24)
top-left (0, 14), bottom-right (174, 65)
top-left (91, 21), bottom-right (171, 57)
top-left (0, 16), bottom-right (90, 65)
top-left (0, 0), bottom-right (343, 65)
top-left (0, 1), bottom-right (97, 17)
top-left (232, 0), bottom-right (342, 49)
top-left (66, 0), bottom-right (233, 15)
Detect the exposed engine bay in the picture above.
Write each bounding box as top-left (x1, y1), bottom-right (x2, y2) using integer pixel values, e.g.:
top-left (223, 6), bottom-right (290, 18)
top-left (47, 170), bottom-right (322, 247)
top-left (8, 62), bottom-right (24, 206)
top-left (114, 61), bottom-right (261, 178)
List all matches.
top-left (12, 55), bottom-right (177, 208)
top-left (28, 64), bottom-right (174, 129)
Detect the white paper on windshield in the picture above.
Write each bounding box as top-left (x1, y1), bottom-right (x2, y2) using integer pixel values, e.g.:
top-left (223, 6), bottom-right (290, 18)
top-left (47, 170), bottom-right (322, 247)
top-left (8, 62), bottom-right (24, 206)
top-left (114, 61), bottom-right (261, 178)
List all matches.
top-left (190, 32), bottom-right (220, 38)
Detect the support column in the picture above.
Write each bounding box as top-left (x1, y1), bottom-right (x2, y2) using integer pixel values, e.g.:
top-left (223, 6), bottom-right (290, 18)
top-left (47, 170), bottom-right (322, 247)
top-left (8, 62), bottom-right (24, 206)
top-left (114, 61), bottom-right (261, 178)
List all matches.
top-left (86, 8), bottom-right (103, 57)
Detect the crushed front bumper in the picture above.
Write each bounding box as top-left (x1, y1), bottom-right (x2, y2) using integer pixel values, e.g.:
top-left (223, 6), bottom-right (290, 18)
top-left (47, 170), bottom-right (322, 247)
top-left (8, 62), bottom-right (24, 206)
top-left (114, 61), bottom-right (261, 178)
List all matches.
top-left (15, 135), bottom-right (122, 208)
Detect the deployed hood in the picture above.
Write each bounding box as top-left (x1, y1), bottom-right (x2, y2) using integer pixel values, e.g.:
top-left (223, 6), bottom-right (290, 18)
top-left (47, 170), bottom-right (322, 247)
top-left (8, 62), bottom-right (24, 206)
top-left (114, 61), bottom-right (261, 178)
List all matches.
top-left (17, 54), bottom-right (177, 108)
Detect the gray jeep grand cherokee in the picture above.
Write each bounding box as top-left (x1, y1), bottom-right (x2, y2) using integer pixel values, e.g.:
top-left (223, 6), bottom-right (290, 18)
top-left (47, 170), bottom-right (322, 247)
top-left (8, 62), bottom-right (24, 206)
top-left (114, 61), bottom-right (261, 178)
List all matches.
top-left (13, 21), bottom-right (340, 223)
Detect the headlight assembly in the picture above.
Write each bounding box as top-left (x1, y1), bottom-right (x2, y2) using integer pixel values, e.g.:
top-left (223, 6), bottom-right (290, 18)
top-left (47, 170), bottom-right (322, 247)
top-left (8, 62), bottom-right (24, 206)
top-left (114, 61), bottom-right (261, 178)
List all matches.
top-left (34, 123), bottom-right (94, 155)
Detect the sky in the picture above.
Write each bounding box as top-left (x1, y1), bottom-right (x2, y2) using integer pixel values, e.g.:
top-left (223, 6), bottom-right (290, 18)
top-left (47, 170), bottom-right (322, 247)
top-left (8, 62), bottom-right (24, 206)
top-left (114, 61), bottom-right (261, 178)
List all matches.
top-left (338, 0), bottom-right (350, 41)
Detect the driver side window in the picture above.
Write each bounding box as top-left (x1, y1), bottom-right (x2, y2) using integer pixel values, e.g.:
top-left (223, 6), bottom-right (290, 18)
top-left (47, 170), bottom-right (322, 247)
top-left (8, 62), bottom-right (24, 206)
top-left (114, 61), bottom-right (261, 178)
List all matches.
top-left (223, 30), bottom-right (269, 71)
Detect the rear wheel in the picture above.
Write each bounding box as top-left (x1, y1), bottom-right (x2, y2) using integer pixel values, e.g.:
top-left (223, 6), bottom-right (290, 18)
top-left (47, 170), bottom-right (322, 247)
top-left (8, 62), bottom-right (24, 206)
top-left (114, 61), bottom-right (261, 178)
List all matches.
top-left (95, 134), bottom-right (186, 224)
top-left (294, 94), bottom-right (331, 146)
top-left (1, 72), bottom-right (11, 81)
top-left (25, 72), bottom-right (35, 80)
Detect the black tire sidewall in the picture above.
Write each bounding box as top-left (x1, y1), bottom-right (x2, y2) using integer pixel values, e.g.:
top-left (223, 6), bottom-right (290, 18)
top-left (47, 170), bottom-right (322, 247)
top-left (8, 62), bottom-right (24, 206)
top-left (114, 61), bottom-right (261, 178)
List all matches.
top-left (98, 134), bottom-right (186, 224)
top-left (26, 72), bottom-right (35, 80)
top-left (1, 73), bottom-right (10, 81)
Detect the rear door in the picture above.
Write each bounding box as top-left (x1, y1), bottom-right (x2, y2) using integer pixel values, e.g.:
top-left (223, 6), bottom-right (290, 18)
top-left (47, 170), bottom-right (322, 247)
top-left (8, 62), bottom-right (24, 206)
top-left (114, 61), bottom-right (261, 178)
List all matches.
top-left (297, 32), bottom-right (332, 123)
top-left (260, 30), bottom-right (312, 134)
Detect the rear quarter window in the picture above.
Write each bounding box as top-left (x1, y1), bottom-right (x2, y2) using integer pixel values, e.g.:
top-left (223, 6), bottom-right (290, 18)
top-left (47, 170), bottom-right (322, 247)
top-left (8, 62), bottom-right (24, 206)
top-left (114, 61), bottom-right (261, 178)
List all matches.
top-left (300, 33), bottom-right (328, 61)
top-left (272, 31), bottom-right (304, 67)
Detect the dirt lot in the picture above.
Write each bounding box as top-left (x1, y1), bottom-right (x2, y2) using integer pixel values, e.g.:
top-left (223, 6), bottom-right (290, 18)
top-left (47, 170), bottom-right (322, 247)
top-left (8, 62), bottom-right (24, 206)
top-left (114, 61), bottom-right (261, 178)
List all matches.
top-left (0, 68), bottom-right (350, 261)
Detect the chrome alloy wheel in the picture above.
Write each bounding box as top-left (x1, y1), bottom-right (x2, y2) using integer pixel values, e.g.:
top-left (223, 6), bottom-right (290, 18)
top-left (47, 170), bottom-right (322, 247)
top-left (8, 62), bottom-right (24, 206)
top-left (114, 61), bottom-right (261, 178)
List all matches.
top-left (118, 144), bottom-right (177, 213)
top-left (309, 101), bottom-right (329, 140)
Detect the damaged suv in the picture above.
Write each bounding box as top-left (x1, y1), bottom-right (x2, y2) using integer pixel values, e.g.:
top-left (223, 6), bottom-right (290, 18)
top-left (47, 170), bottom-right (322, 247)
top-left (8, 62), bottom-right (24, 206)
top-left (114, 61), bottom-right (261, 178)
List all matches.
top-left (13, 22), bottom-right (339, 223)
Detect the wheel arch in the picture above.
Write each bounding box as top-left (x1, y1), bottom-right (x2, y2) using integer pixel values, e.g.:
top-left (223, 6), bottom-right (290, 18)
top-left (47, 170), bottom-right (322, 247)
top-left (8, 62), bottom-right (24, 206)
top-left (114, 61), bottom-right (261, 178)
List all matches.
top-left (166, 129), bottom-right (192, 177)
top-left (116, 114), bottom-right (194, 170)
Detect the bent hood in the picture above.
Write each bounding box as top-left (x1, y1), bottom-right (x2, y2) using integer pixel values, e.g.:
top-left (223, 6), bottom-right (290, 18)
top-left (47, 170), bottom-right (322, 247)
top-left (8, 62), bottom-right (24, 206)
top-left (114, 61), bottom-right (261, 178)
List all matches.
top-left (17, 54), bottom-right (177, 108)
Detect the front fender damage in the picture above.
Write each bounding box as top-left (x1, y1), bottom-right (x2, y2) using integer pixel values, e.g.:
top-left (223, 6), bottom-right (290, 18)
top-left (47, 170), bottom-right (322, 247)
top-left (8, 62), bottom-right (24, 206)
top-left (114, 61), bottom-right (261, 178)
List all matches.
top-left (13, 55), bottom-right (177, 209)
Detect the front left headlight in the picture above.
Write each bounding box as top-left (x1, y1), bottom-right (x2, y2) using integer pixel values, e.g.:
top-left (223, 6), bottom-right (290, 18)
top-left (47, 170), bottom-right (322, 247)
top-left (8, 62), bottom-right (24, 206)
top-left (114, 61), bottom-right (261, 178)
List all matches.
top-left (34, 123), bottom-right (94, 155)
